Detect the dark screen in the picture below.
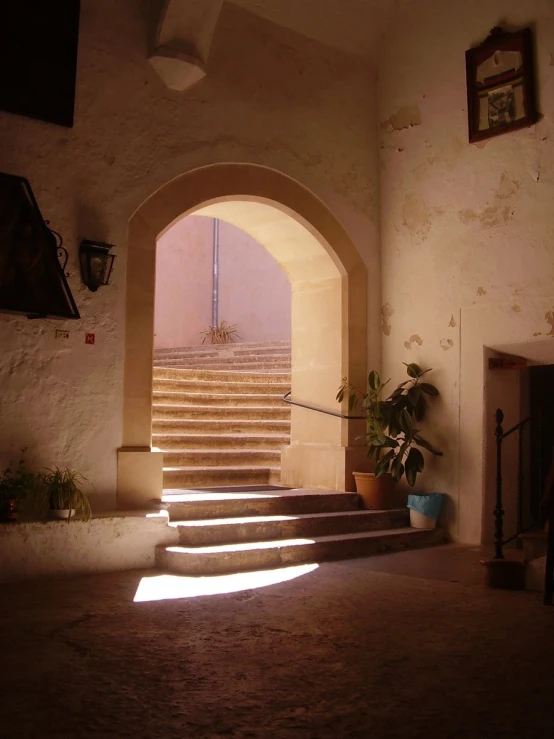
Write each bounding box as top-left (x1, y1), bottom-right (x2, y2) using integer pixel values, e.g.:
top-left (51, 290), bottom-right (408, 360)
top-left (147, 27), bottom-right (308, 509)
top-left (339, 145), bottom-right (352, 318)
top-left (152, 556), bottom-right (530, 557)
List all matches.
top-left (0, 2), bottom-right (80, 127)
top-left (0, 172), bottom-right (80, 319)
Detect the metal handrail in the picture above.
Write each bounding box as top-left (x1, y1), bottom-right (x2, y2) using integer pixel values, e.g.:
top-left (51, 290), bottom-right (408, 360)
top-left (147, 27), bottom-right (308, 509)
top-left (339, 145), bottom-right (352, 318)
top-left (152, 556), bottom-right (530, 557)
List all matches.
top-left (500, 416), bottom-right (531, 440)
top-left (282, 391), bottom-right (364, 420)
top-left (494, 408), bottom-right (533, 559)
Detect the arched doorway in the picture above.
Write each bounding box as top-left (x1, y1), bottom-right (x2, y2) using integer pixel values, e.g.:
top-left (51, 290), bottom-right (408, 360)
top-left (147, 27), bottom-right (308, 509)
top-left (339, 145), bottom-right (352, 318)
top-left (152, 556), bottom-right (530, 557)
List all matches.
top-left (117, 163), bottom-right (369, 508)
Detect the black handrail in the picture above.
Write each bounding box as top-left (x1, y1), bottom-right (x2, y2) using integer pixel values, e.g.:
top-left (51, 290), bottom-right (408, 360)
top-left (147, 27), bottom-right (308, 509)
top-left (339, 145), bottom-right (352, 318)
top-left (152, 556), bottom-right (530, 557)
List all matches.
top-left (494, 409), bottom-right (532, 559)
top-left (282, 391), bottom-right (364, 420)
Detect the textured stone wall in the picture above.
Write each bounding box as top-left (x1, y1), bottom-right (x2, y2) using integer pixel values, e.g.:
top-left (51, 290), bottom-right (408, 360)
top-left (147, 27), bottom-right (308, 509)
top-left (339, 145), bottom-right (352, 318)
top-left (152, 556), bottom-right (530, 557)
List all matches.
top-left (0, 0), bottom-right (379, 509)
top-left (379, 0), bottom-right (554, 542)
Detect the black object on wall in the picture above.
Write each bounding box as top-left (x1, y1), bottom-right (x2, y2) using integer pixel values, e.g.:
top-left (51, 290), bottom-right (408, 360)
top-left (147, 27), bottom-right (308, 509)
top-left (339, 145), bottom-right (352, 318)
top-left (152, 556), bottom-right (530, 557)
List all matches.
top-left (0, 2), bottom-right (80, 128)
top-left (0, 171), bottom-right (80, 320)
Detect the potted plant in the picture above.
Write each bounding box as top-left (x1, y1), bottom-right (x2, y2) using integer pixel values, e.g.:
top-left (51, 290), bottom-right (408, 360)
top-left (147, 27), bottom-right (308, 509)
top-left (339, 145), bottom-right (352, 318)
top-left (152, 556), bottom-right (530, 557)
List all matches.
top-left (35, 466), bottom-right (92, 522)
top-left (0, 455), bottom-right (38, 523)
top-left (200, 320), bottom-right (240, 345)
top-left (337, 362), bottom-right (442, 509)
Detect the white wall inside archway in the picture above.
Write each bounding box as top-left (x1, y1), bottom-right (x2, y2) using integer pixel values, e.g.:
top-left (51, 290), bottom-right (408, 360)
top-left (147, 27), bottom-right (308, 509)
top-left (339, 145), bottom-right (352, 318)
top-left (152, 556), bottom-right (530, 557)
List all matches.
top-left (154, 215), bottom-right (292, 349)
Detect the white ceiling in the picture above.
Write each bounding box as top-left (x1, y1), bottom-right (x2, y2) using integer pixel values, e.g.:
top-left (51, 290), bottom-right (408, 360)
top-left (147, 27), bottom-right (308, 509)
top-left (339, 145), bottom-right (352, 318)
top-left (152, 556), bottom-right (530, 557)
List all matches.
top-left (228, 0), bottom-right (399, 57)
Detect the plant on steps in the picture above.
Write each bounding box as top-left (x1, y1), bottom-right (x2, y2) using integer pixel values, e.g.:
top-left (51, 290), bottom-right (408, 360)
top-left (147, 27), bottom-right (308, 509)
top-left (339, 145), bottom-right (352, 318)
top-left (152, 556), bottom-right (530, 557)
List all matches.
top-left (200, 320), bottom-right (241, 345)
top-left (0, 453), bottom-right (38, 522)
top-left (337, 363), bottom-right (442, 487)
top-left (34, 466), bottom-right (92, 522)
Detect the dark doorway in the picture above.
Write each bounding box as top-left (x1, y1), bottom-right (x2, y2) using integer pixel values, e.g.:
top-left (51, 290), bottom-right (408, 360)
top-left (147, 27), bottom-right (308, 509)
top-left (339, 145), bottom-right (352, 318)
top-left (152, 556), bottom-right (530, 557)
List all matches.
top-left (529, 364), bottom-right (554, 518)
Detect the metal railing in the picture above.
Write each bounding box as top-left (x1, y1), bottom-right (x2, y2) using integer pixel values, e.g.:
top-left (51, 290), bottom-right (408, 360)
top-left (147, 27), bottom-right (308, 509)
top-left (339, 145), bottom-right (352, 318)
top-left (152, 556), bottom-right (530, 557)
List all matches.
top-left (281, 391), bottom-right (364, 420)
top-left (494, 407), bottom-right (553, 605)
top-left (494, 409), bottom-right (532, 558)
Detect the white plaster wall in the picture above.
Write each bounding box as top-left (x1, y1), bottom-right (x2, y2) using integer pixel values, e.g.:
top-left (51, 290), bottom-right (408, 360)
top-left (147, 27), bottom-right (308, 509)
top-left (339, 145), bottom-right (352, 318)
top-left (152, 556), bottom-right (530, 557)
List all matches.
top-left (154, 215), bottom-right (213, 348)
top-left (154, 216), bottom-right (291, 348)
top-left (0, 0), bottom-right (379, 509)
top-left (218, 219), bottom-right (291, 344)
top-left (379, 0), bottom-right (554, 543)
top-left (0, 512), bottom-right (179, 582)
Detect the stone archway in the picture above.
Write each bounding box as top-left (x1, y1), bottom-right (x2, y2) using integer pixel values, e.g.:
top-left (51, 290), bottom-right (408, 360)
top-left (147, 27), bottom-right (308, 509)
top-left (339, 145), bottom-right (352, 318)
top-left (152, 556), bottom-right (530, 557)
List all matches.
top-left (118, 163), bottom-right (368, 508)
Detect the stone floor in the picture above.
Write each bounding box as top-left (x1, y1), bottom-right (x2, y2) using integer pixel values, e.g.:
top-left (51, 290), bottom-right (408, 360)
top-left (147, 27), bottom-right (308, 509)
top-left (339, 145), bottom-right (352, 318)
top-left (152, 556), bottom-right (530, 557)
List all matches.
top-left (1, 545), bottom-right (553, 739)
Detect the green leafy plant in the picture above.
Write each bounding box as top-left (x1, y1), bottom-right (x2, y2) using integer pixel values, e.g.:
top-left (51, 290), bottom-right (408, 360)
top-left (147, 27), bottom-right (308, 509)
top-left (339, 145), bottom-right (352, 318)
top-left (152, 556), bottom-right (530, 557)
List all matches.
top-left (337, 362), bottom-right (443, 487)
top-left (35, 466), bottom-right (92, 522)
top-left (0, 453), bottom-right (38, 520)
top-left (200, 320), bottom-right (241, 345)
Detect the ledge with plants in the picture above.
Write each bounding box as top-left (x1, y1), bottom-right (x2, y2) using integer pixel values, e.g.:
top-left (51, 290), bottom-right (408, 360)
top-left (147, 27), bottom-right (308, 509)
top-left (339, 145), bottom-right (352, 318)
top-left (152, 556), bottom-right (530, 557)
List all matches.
top-left (0, 453), bottom-right (91, 524)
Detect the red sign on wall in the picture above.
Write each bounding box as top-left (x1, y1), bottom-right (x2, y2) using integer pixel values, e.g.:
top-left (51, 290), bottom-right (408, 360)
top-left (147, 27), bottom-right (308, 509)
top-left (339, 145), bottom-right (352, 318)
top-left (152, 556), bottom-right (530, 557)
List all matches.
top-left (85, 333), bottom-right (95, 345)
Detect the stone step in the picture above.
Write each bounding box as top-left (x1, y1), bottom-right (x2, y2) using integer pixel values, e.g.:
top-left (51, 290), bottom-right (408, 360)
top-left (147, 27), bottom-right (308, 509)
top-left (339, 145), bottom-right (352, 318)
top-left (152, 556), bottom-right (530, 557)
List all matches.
top-left (154, 349), bottom-right (291, 361)
top-left (157, 489), bottom-right (359, 520)
top-left (153, 433), bottom-right (290, 450)
top-left (156, 527), bottom-right (445, 575)
top-left (152, 391), bottom-right (286, 407)
top-left (172, 508), bottom-right (409, 546)
top-left (152, 418), bottom-right (291, 434)
top-left (519, 528), bottom-right (548, 563)
top-left (153, 367), bottom-right (291, 384)
top-left (154, 360), bottom-right (291, 371)
top-left (155, 341), bottom-right (291, 355)
top-left (152, 405), bottom-right (291, 421)
top-left (163, 465), bottom-right (278, 488)
top-left (163, 449), bottom-right (281, 467)
top-left (152, 378), bottom-right (291, 394)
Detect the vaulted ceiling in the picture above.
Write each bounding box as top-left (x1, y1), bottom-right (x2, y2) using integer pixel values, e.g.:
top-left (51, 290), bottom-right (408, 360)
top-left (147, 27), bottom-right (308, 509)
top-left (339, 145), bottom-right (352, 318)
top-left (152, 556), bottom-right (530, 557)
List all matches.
top-left (150, 0), bottom-right (399, 90)
top-left (228, 0), bottom-right (399, 57)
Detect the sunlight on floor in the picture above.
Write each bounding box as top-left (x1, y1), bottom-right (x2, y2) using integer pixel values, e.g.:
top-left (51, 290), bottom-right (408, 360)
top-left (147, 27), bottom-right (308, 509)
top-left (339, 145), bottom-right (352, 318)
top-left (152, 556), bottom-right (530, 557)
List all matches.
top-left (133, 563), bottom-right (319, 603)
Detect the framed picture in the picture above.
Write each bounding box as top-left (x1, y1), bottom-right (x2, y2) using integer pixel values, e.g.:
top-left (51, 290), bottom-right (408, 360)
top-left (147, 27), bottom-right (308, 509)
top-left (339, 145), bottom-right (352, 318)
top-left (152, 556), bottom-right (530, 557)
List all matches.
top-left (465, 27), bottom-right (538, 143)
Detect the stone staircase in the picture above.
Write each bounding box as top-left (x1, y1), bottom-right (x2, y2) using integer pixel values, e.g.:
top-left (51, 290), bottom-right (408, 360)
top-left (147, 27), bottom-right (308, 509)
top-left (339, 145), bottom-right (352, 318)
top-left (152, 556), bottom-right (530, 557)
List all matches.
top-left (151, 341), bottom-right (445, 576)
top-left (154, 488), bottom-right (445, 576)
top-left (152, 341), bottom-right (291, 488)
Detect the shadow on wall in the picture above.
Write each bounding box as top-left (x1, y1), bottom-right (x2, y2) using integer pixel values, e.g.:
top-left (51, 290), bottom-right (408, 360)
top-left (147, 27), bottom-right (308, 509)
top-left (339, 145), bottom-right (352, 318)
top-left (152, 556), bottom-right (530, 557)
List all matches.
top-left (154, 215), bottom-right (291, 349)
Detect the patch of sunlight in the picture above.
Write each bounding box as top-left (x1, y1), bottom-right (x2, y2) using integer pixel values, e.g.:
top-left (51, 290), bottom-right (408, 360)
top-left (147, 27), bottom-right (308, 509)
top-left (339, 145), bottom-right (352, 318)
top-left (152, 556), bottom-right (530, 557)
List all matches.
top-left (171, 514), bottom-right (298, 527)
top-left (133, 563), bottom-right (319, 603)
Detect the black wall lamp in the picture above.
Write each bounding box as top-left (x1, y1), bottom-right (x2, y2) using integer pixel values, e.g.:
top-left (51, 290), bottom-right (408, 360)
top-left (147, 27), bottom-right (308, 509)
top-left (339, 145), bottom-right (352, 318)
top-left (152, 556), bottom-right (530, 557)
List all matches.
top-left (79, 240), bottom-right (116, 292)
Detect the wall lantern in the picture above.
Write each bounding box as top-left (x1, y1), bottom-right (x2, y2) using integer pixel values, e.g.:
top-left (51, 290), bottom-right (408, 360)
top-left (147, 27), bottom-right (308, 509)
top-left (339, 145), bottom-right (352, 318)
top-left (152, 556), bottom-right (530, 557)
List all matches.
top-left (79, 240), bottom-right (116, 292)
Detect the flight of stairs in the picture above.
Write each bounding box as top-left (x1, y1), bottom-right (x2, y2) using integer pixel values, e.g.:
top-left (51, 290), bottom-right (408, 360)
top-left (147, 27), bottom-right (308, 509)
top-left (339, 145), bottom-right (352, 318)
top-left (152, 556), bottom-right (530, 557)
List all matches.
top-left (152, 341), bottom-right (291, 489)
top-left (154, 488), bottom-right (445, 576)
top-left (151, 341), bottom-right (445, 576)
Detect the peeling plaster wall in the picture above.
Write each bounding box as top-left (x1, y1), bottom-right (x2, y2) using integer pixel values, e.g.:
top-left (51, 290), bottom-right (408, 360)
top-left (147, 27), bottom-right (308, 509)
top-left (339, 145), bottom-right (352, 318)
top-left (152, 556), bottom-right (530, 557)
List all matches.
top-left (0, 0), bottom-right (379, 509)
top-left (379, 0), bottom-right (554, 543)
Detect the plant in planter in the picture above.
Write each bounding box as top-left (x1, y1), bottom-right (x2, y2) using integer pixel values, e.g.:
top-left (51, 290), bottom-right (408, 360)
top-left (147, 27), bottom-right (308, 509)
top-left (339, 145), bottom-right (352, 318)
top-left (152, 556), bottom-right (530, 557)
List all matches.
top-left (200, 320), bottom-right (240, 345)
top-left (337, 363), bottom-right (442, 509)
top-left (0, 455), bottom-right (38, 523)
top-left (34, 466), bottom-right (92, 522)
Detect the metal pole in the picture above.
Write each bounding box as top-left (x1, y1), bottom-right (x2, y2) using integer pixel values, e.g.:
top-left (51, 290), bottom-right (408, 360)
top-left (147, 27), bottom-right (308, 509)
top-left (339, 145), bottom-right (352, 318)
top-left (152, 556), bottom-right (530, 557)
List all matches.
top-left (494, 408), bottom-right (505, 559)
top-left (212, 218), bottom-right (219, 328)
top-left (544, 507), bottom-right (554, 606)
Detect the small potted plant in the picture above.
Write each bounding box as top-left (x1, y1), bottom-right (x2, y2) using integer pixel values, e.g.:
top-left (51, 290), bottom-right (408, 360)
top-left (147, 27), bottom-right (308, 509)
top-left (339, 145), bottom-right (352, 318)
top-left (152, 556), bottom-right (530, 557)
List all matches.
top-left (35, 466), bottom-right (92, 522)
top-left (200, 320), bottom-right (240, 345)
top-left (337, 362), bottom-right (442, 509)
top-left (0, 454), bottom-right (38, 523)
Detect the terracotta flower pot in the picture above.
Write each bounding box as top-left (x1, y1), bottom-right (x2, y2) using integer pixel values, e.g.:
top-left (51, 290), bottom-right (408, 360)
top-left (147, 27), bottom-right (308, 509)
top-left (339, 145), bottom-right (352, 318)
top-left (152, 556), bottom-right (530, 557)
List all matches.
top-left (352, 472), bottom-right (399, 510)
